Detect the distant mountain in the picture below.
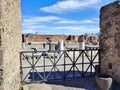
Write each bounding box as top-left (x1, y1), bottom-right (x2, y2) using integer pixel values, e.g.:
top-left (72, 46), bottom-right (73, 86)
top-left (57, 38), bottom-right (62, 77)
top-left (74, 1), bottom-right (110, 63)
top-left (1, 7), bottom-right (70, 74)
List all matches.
top-left (95, 32), bottom-right (100, 36)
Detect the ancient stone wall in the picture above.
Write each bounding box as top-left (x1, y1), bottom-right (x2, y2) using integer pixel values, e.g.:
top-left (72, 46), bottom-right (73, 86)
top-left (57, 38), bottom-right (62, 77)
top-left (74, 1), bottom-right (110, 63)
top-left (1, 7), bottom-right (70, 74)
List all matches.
top-left (0, 0), bottom-right (3, 88)
top-left (0, 0), bottom-right (22, 90)
top-left (22, 34), bottom-right (68, 43)
top-left (100, 1), bottom-right (120, 84)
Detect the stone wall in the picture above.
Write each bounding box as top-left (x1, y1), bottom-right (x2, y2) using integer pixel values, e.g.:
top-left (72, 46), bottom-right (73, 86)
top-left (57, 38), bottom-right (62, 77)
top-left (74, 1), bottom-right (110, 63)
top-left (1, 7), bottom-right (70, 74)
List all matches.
top-left (100, 1), bottom-right (120, 84)
top-left (0, 0), bottom-right (3, 88)
top-left (0, 0), bottom-right (22, 90)
top-left (0, 48), bottom-right (3, 88)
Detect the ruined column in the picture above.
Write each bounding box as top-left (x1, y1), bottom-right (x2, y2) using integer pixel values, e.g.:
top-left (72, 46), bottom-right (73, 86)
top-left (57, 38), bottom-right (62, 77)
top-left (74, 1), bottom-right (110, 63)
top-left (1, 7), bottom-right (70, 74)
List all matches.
top-left (0, 0), bottom-right (22, 90)
top-left (60, 40), bottom-right (64, 51)
top-left (100, 1), bottom-right (120, 84)
top-left (79, 35), bottom-right (85, 50)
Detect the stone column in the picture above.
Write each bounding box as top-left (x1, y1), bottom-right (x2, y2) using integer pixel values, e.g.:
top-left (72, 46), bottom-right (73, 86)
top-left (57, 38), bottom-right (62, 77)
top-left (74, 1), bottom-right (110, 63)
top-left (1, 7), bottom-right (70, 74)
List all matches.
top-left (78, 35), bottom-right (85, 50)
top-left (80, 42), bottom-right (85, 50)
top-left (100, 1), bottom-right (120, 84)
top-left (0, 0), bottom-right (22, 90)
top-left (60, 40), bottom-right (64, 51)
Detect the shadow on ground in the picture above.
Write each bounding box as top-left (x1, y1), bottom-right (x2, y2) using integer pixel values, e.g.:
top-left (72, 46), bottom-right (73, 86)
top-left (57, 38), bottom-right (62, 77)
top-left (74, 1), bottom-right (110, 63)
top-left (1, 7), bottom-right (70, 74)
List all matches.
top-left (46, 77), bottom-right (120, 90)
top-left (28, 72), bottom-right (120, 90)
top-left (47, 77), bottom-right (99, 90)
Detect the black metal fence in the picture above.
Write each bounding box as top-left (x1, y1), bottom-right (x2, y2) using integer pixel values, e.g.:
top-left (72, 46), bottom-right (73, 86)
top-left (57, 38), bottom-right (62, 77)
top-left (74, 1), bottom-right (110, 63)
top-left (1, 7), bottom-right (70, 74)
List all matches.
top-left (20, 49), bottom-right (100, 83)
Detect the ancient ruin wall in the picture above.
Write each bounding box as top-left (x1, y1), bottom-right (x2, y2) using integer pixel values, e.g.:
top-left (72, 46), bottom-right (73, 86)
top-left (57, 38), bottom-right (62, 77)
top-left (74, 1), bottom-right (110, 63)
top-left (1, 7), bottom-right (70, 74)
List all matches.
top-left (0, 0), bottom-right (3, 88)
top-left (0, 0), bottom-right (22, 90)
top-left (100, 1), bottom-right (120, 84)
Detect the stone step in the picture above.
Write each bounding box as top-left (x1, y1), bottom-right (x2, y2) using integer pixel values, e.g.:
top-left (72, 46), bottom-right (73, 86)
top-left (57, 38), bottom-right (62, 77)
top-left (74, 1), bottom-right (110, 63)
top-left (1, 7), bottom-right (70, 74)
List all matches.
top-left (23, 83), bottom-right (52, 90)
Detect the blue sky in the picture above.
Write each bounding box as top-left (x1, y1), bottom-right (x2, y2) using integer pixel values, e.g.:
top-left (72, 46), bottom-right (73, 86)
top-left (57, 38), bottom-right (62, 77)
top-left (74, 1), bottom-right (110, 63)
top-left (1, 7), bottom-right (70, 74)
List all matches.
top-left (21, 0), bottom-right (116, 35)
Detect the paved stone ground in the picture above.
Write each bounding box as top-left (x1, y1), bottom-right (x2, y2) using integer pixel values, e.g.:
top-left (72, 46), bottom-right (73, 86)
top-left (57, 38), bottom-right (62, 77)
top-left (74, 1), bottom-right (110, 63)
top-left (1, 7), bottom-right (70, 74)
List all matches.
top-left (23, 77), bottom-right (120, 90)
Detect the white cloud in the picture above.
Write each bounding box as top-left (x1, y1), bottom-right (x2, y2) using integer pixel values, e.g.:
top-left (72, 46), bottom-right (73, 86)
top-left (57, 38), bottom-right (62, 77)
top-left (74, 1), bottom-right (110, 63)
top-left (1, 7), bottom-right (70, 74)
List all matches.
top-left (57, 20), bottom-right (79, 24)
top-left (40, 0), bottom-right (101, 13)
top-left (22, 25), bottom-right (99, 35)
top-left (22, 24), bottom-right (48, 34)
top-left (79, 19), bottom-right (98, 24)
top-left (22, 29), bottom-right (35, 34)
top-left (22, 16), bottom-right (61, 25)
top-left (22, 16), bottom-right (62, 34)
top-left (54, 25), bottom-right (99, 34)
top-left (24, 25), bottom-right (47, 29)
top-left (22, 16), bottom-right (99, 34)
top-left (57, 18), bottom-right (99, 24)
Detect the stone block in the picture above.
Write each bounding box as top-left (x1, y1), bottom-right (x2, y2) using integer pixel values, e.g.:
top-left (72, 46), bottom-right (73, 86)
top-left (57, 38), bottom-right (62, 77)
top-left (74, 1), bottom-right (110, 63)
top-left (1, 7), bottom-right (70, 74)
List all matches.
top-left (23, 83), bottom-right (52, 90)
top-left (96, 74), bottom-right (112, 90)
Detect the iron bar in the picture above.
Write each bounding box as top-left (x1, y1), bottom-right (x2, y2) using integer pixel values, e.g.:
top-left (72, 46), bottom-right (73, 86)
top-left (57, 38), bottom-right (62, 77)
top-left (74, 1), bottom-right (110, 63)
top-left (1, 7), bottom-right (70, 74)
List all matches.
top-left (73, 50), bottom-right (75, 78)
top-left (64, 51), bottom-right (66, 80)
top-left (54, 51), bottom-right (56, 79)
top-left (90, 49), bottom-right (93, 76)
top-left (43, 52), bottom-right (45, 81)
top-left (82, 50), bottom-right (84, 76)
top-left (20, 52), bottom-right (23, 82)
top-left (32, 51), bottom-right (35, 81)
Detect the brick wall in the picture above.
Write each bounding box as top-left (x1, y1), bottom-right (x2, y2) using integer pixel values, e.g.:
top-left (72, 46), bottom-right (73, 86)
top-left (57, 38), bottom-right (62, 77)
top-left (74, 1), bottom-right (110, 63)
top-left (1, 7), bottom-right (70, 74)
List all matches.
top-left (100, 1), bottom-right (120, 84)
top-left (0, 0), bottom-right (22, 90)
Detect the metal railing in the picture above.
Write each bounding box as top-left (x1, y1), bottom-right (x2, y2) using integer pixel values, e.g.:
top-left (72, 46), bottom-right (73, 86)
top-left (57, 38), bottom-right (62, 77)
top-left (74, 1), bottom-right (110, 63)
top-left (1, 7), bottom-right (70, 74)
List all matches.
top-left (20, 49), bottom-right (100, 83)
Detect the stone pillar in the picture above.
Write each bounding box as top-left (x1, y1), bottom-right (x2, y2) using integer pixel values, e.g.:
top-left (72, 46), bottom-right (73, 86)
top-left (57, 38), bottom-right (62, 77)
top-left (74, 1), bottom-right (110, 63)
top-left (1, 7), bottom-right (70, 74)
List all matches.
top-left (80, 42), bottom-right (85, 50)
top-left (78, 35), bottom-right (85, 50)
top-left (60, 40), bottom-right (64, 51)
top-left (0, 0), bottom-right (22, 90)
top-left (100, 1), bottom-right (120, 84)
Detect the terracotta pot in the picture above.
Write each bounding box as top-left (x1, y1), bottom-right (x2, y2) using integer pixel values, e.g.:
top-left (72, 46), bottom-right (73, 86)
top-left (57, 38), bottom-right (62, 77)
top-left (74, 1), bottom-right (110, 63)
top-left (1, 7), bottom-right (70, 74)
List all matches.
top-left (96, 74), bottom-right (112, 90)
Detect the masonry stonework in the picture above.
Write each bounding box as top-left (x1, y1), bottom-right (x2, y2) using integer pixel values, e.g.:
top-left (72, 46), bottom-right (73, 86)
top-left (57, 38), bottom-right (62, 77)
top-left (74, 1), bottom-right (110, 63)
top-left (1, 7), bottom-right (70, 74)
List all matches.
top-left (0, 0), bottom-right (22, 90)
top-left (100, 1), bottom-right (120, 84)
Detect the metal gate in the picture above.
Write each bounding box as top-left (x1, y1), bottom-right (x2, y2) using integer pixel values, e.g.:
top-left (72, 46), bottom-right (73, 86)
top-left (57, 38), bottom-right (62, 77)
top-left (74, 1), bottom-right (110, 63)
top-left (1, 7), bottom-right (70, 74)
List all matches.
top-left (20, 49), bottom-right (100, 83)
